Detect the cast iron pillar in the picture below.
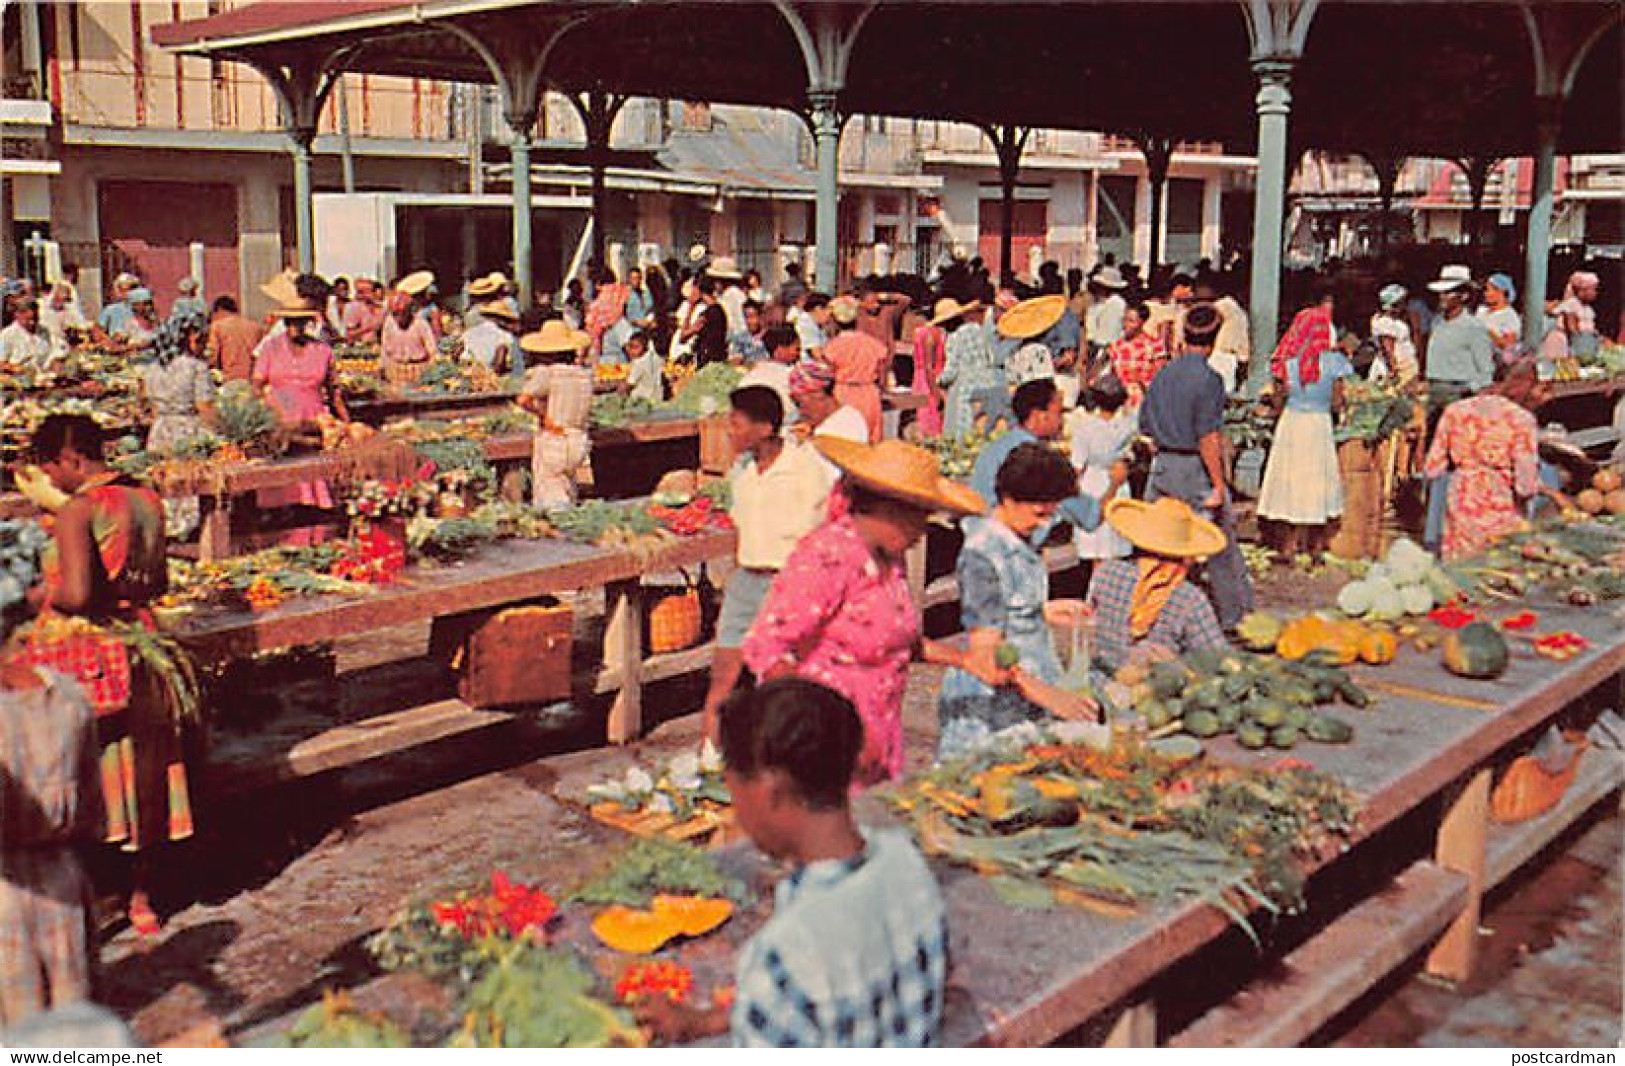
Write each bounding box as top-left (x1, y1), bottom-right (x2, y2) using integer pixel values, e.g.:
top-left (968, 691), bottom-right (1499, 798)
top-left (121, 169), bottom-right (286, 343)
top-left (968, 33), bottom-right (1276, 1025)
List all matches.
top-left (1245, 58), bottom-right (1296, 392)
top-left (1522, 98), bottom-right (1561, 349)
top-left (809, 89), bottom-right (843, 291)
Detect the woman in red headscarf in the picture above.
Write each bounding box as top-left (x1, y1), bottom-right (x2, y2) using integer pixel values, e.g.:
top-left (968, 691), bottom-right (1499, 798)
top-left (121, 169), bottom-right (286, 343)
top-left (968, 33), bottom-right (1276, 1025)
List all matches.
top-left (1257, 286), bottom-right (1354, 556)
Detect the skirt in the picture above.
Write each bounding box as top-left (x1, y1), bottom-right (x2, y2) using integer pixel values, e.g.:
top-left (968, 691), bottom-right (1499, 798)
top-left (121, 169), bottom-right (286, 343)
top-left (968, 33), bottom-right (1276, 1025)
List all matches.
top-left (1257, 407), bottom-right (1343, 525)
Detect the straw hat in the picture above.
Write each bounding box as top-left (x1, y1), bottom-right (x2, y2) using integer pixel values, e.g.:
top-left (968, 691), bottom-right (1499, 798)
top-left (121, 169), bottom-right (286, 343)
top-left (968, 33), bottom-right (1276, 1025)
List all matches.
top-left (707, 256), bottom-right (743, 281)
top-left (397, 270), bottom-right (435, 297)
top-left (468, 272), bottom-right (508, 298)
top-left (996, 294), bottom-right (1067, 339)
top-left (479, 300), bottom-right (520, 322)
top-left (814, 438), bottom-right (985, 517)
top-left (519, 319), bottom-right (589, 355)
top-left (929, 297), bottom-right (981, 326)
top-left (1105, 497), bottom-right (1226, 559)
top-left (259, 270), bottom-right (300, 308)
top-left (1426, 264), bottom-right (1473, 293)
top-left (1091, 265), bottom-right (1128, 290)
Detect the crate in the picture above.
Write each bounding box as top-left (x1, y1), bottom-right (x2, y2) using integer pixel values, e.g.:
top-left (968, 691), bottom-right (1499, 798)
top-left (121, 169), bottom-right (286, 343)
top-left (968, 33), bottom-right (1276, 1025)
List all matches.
top-left (699, 413), bottom-right (735, 474)
top-left (429, 598), bottom-right (573, 709)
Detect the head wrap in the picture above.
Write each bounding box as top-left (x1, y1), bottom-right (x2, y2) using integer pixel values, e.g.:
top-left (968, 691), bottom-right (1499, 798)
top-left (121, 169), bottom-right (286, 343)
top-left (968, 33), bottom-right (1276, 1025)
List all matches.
top-left (1378, 283), bottom-right (1407, 310)
top-left (127, 287), bottom-right (153, 304)
top-left (147, 308), bottom-right (208, 365)
top-left (1486, 273), bottom-right (1517, 303)
top-left (1564, 271), bottom-right (1599, 302)
top-left (788, 357), bottom-right (836, 395)
top-left (1271, 303), bottom-right (1335, 387)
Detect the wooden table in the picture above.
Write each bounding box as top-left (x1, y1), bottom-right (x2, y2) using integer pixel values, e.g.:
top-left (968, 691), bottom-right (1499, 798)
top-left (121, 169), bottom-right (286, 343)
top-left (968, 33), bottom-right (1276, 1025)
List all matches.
top-left (926, 597), bottom-right (1624, 1046)
top-left (346, 390), bottom-right (520, 425)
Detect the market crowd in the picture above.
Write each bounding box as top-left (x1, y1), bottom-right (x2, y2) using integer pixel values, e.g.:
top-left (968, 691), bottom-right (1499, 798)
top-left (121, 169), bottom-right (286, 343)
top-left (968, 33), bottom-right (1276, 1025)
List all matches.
top-left (0, 241), bottom-right (1619, 1047)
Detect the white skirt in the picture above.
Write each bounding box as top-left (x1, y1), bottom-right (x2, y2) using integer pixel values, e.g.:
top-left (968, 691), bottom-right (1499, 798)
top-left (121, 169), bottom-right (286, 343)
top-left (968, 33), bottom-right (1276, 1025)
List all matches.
top-left (1257, 407), bottom-right (1343, 525)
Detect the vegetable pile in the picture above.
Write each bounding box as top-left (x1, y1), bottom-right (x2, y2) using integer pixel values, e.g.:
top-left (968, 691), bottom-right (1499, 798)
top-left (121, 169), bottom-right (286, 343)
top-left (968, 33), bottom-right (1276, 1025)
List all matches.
top-left (1334, 537), bottom-right (1457, 621)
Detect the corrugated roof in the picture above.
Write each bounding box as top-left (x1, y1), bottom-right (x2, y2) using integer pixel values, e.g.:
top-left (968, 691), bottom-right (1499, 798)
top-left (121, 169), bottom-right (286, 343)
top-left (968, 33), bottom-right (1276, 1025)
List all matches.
top-left (656, 123), bottom-right (815, 196)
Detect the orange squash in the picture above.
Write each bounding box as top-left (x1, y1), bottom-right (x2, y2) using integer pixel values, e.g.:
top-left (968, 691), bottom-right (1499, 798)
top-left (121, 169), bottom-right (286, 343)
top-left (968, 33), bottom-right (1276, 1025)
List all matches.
top-left (592, 906), bottom-right (683, 955)
top-left (650, 895), bottom-right (734, 938)
top-left (1358, 630), bottom-right (1399, 666)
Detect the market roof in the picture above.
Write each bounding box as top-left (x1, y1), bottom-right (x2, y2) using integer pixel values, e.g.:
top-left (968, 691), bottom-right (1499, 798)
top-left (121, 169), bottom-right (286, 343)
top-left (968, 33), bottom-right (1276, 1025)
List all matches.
top-left (152, 1), bottom-right (1622, 161)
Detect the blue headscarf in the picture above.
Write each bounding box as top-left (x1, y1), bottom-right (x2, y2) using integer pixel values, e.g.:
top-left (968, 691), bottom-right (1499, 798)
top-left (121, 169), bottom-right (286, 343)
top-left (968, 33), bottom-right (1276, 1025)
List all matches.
top-left (1486, 273), bottom-right (1517, 303)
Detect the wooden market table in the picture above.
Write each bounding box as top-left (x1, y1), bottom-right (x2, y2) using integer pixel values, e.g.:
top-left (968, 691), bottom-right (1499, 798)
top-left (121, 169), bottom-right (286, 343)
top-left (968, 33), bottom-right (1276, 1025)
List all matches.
top-left (346, 389), bottom-right (520, 425)
top-left (922, 598), bottom-right (1624, 1047)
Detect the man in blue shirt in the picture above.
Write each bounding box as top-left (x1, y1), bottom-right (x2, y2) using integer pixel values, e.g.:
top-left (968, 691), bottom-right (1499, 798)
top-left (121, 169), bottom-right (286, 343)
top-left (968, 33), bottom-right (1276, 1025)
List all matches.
top-left (969, 378), bottom-right (1101, 540)
top-left (96, 273), bottom-right (138, 336)
top-left (639, 678), bottom-right (948, 1048)
top-left (1140, 302), bottom-right (1254, 630)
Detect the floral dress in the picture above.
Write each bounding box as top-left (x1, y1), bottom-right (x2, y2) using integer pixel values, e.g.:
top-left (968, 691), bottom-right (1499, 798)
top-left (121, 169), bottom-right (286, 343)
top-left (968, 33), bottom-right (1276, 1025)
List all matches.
top-left (743, 515), bottom-right (921, 787)
top-left (938, 324), bottom-right (1000, 439)
top-left (253, 333), bottom-right (335, 509)
top-left (937, 517), bottom-right (1060, 759)
top-left (141, 354), bottom-right (216, 538)
top-left (1424, 393), bottom-right (1540, 561)
top-left (1109, 331), bottom-right (1167, 407)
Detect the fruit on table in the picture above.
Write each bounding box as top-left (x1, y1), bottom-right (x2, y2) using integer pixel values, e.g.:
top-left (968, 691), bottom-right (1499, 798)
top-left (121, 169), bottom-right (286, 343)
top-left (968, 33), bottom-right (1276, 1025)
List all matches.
top-left (649, 895), bottom-right (733, 938)
top-left (1576, 488), bottom-right (1605, 514)
top-left (1237, 611), bottom-right (1285, 652)
top-left (1606, 490), bottom-right (1625, 516)
top-left (1592, 467), bottom-right (1622, 493)
top-left (1440, 620), bottom-right (1510, 680)
top-left (1358, 630), bottom-right (1399, 666)
top-left (591, 906), bottom-right (683, 955)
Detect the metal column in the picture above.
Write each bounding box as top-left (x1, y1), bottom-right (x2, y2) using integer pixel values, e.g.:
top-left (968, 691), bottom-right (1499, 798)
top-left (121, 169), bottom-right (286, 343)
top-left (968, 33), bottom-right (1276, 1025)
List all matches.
top-left (291, 132), bottom-right (316, 274)
top-left (1245, 59), bottom-right (1295, 393)
top-left (1521, 100), bottom-right (1560, 349)
top-left (810, 90), bottom-right (841, 291)
top-left (511, 129), bottom-right (533, 310)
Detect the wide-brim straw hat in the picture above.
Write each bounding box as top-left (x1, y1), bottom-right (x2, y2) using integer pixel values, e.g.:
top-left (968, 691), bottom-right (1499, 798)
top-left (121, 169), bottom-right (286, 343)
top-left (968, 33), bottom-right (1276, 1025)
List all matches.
top-left (397, 270), bottom-right (435, 297)
top-left (929, 297), bottom-right (981, 326)
top-left (519, 319), bottom-right (590, 355)
top-left (1427, 264), bottom-right (1474, 293)
top-left (997, 294), bottom-right (1067, 339)
top-left (814, 438), bottom-right (985, 517)
top-left (1106, 497), bottom-right (1226, 559)
top-left (479, 300), bottom-right (520, 322)
top-left (707, 256), bottom-right (743, 280)
top-left (468, 272), bottom-right (508, 297)
top-left (829, 295), bottom-right (860, 325)
top-left (1092, 265), bottom-right (1128, 289)
top-left (259, 270), bottom-right (300, 308)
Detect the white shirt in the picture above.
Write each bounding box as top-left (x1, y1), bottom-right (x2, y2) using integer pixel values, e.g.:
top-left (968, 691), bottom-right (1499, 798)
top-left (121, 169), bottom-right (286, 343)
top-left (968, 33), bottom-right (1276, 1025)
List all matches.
top-left (1207, 351), bottom-right (1239, 394)
top-left (0, 321), bottom-right (53, 368)
top-left (1212, 296), bottom-right (1251, 363)
top-left (628, 350), bottom-right (665, 403)
top-left (719, 285), bottom-right (748, 337)
top-left (1008, 342), bottom-right (1055, 386)
top-left (1085, 293), bottom-right (1126, 347)
top-left (789, 307), bottom-right (826, 355)
top-left (730, 438), bottom-right (834, 570)
top-left (38, 302), bottom-right (86, 355)
top-left (811, 403), bottom-right (870, 481)
top-left (461, 320), bottom-right (511, 370)
top-left (739, 360), bottom-right (794, 421)
top-left (1369, 313), bottom-right (1419, 383)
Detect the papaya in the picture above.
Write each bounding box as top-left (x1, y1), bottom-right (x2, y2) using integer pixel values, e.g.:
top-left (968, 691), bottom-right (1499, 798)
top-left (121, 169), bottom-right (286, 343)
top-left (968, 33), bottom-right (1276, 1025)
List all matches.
top-left (1306, 714), bottom-right (1355, 744)
top-left (1236, 723), bottom-right (1270, 750)
top-left (1358, 630), bottom-right (1399, 666)
top-left (1250, 700), bottom-right (1290, 729)
top-left (1183, 710), bottom-right (1222, 738)
top-left (1269, 724), bottom-right (1301, 750)
top-left (1148, 662), bottom-right (1190, 699)
top-left (1441, 621), bottom-right (1510, 680)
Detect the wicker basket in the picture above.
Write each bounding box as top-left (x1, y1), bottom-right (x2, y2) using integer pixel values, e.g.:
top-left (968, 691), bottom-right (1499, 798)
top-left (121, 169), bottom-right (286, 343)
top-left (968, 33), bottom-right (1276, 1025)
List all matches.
top-left (648, 589), bottom-right (702, 654)
top-left (1491, 735), bottom-right (1587, 823)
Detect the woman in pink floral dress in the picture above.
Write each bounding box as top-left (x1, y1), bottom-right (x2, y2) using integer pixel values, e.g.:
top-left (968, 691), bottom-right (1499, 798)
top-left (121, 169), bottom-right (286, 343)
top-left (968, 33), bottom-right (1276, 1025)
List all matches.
top-left (253, 304), bottom-right (347, 510)
top-left (1424, 360), bottom-right (1549, 561)
top-left (743, 439), bottom-right (993, 787)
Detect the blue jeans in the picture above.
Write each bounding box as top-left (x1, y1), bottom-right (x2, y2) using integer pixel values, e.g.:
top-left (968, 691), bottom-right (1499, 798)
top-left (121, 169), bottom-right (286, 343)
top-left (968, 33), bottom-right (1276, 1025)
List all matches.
top-left (1425, 473), bottom-right (1451, 552)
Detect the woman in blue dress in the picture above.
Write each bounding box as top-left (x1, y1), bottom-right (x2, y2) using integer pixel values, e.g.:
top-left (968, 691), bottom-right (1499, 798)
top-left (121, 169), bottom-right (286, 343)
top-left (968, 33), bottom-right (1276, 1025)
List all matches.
top-left (1256, 336), bottom-right (1355, 557)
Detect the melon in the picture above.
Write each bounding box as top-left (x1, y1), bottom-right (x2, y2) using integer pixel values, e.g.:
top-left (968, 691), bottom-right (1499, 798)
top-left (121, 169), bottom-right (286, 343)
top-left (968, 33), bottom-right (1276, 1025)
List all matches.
top-left (1441, 621), bottom-right (1510, 680)
top-left (1576, 489), bottom-right (1606, 514)
top-left (1607, 490), bottom-right (1625, 516)
top-left (1593, 468), bottom-right (1623, 494)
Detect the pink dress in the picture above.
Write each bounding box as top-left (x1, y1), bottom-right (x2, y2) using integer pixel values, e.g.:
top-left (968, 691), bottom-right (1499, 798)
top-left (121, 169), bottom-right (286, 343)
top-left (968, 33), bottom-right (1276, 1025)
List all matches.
top-left (1423, 393), bottom-right (1539, 561)
top-left (743, 514), bottom-right (921, 787)
top-left (824, 331), bottom-right (887, 443)
top-left (253, 333), bottom-right (335, 509)
top-left (911, 324), bottom-right (946, 438)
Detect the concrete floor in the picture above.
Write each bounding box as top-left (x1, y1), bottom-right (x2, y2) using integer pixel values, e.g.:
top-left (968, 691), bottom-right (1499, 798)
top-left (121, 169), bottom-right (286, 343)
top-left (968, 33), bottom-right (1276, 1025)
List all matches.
top-left (95, 629), bottom-right (1622, 1048)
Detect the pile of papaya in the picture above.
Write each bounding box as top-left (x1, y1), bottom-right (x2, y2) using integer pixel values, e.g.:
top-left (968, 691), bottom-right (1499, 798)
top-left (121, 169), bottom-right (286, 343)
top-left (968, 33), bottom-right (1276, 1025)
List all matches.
top-left (1236, 611), bottom-right (1399, 666)
top-left (1117, 648), bottom-right (1366, 752)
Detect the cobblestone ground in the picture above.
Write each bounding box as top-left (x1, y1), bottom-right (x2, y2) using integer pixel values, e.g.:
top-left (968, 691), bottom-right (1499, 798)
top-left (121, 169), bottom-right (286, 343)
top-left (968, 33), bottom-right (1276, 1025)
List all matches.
top-left (97, 628), bottom-right (1620, 1048)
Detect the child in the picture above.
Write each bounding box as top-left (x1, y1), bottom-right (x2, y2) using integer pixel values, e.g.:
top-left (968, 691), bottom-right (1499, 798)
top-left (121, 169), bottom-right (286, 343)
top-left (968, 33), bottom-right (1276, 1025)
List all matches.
top-left (1069, 376), bottom-right (1135, 569)
top-left (624, 330), bottom-right (664, 404)
top-left (641, 678), bottom-right (949, 1047)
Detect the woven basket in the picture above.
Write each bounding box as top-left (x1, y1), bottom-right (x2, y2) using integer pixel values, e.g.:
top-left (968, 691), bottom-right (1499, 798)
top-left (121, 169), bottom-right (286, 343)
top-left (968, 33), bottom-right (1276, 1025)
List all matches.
top-left (699, 414), bottom-right (736, 475)
top-left (648, 589), bottom-right (702, 654)
top-left (1491, 736), bottom-right (1587, 823)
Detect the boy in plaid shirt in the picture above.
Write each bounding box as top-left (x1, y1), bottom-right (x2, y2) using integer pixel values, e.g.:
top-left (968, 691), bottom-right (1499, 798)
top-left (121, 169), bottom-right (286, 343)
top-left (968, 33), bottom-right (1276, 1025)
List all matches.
top-left (642, 678), bottom-right (949, 1047)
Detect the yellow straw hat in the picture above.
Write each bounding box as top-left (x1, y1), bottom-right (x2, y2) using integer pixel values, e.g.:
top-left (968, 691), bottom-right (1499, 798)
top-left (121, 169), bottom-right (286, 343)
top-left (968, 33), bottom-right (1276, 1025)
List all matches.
top-left (929, 297), bottom-right (982, 326)
top-left (467, 272), bottom-right (508, 297)
top-left (479, 300), bottom-right (520, 322)
top-left (814, 438), bottom-right (986, 517)
top-left (996, 294), bottom-right (1067, 339)
top-left (1105, 497), bottom-right (1227, 559)
top-left (519, 319), bottom-right (589, 355)
top-left (396, 270), bottom-right (435, 297)
top-left (258, 270), bottom-right (300, 308)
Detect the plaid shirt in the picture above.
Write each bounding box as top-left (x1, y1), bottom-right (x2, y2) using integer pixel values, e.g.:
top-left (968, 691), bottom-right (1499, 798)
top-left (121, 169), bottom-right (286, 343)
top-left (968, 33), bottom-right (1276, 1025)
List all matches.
top-left (1108, 332), bottom-right (1167, 404)
top-left (732, 829), bottom-right (948, 1048)
top-left (1087, 558), bottom-right (1227, 671)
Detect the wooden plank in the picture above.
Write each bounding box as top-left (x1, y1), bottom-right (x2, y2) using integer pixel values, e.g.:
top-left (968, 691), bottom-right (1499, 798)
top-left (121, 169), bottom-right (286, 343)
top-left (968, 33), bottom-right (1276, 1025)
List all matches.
top-left (1425, 767), bottom-right (1492, 982)
top-left (1169, 861), bottom-right (1469, 1048)
top-left (1102, 1001), bottom-right (1157, 1048)
top-left (1486, 745), bottom-right (1624, 890)
top-left (604, 580), bottom-right (645, 744)
top-left (594, 642), bottom-right (715, 695)
top-left (204, 699), bottom-right (515, 797)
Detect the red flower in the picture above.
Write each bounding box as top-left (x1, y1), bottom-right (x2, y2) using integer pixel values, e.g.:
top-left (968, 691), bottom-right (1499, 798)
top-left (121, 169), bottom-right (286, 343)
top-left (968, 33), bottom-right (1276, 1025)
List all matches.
top-left (1428, 606), bottom-right (1477, 630)
top-left (616, 961), bottom-right (694, 1005)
